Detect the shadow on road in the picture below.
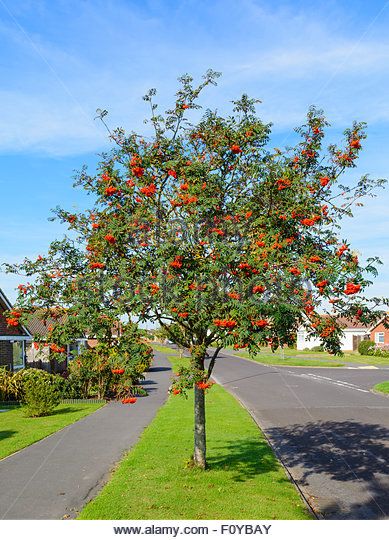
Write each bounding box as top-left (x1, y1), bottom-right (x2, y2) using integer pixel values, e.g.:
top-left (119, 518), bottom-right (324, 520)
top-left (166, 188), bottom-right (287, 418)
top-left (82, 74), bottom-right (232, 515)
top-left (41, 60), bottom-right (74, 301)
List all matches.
top-left (266, 420), bottom-right (389, 519)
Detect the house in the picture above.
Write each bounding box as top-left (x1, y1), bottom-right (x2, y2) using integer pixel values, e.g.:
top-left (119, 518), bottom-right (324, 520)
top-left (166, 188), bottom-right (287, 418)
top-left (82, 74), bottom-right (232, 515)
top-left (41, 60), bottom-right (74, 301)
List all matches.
top-left (297, 316), bottom-right (371, 352)
top-left (0, 288), bottom-right (32, 370)
top-left (297, 314), bottom-right (389, 352)
top-left (0, 287), bottom-right (88, 372)
top-left (26, 310), bottom-right (87, 373)
top-left (369, 317), bottom-right (389, 347)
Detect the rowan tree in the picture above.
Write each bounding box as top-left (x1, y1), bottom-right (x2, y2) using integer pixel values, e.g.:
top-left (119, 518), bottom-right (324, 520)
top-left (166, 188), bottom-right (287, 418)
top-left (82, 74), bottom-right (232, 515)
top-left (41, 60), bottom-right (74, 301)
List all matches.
top-left (6, 70), bottom-right (387, 468)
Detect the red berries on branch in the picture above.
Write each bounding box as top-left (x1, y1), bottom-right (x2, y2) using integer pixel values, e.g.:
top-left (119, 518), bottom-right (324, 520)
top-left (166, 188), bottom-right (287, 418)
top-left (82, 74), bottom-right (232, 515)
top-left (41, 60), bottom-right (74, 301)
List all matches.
top-left (196, 381), bottom-right (213, 390)
top-left (214, 319), bottom-right (237, 328)
top-left (104, 234), bottom-right (116, 245)
top-left (252, 285), bottom-right (265, 294)
top-left (230, 144), bottom-right (242, 154)
top-left (170, 256), bottom-right (183, 268)
top-left (140, 183), bottom-right (157, 197)
top-left (251, 319), bottom-right (269, 328)
top-left (49, 344), bottom-right (66, 354)
top-left (344, 282), bottom-right (361, 295)
top-left (276, 178), bottom-right (291, 190)
top-left (6, 309), bottom-right (22, 327)
top-left (6, 318), bottom-right (19, 327)
top-left (105, 186), bottom-right (118, 196)
top-left (132, 166), bottom-right (145, 178)
top-left (336, 244), bottom-right (348, 257)
top-left (350, 139), bottom-right (361, 149)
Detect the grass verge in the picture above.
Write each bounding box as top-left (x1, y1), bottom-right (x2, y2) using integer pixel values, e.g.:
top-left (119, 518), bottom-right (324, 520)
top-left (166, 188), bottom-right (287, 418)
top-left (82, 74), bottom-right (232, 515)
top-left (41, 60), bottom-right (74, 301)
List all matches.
top-left (230, 350), bottom-right (345, 368)
top-left (0, 403), bottom-right (104, 460)
top-left (372, 381), bottom-right (389, 395)
top-left (227, 346), bottom-right (389, 367)
top-left (79, 350), bottom-right (311, 520)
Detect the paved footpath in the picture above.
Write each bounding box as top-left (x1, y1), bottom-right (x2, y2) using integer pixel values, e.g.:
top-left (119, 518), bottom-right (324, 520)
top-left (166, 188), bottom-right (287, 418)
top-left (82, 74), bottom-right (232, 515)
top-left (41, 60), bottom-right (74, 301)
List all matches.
top-left (0, 352), bottom-right (171, 520)
top-left (210, 350), bottom-right (389, 520)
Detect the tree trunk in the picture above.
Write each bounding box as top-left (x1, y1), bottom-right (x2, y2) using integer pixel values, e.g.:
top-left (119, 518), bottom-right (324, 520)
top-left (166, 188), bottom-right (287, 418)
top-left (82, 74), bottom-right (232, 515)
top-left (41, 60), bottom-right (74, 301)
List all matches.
top-left (193, 384), bottom-right (206, 468)
top-left (191, 344), bottom-right (207, 469)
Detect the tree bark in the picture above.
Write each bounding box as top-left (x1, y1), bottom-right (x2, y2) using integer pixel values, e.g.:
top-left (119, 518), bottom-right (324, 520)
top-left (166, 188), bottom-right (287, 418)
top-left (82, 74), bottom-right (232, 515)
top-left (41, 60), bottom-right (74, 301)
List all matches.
top-left (193, 383), bottom-right (206, 468)
top-left (192, 344), bottom-right (207, 468)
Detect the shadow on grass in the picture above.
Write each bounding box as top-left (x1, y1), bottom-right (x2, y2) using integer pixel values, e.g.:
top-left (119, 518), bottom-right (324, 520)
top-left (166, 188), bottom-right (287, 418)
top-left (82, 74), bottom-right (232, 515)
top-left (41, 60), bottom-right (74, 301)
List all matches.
top-left (207, 437), bottom-right (285, 482)
top-left (21, 406), bottom-right (84, 417)
top-left (267, 420), bottom-right (389, 519)
top-left (0, 430), bottom-right (17, 441)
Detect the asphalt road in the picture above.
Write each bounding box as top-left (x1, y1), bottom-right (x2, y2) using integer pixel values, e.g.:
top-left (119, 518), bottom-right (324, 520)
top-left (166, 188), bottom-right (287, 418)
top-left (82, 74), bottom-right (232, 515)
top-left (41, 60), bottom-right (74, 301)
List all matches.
top-left (210, 350), bottom-right (389, 520)
top-left (0, 352), bottom-right (171, 520)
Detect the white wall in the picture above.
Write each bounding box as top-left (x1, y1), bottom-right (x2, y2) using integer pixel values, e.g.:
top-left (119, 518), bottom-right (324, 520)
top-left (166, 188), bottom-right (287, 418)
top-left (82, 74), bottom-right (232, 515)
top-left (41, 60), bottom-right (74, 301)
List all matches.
top-left (297, 328), bottom-right (369, 351)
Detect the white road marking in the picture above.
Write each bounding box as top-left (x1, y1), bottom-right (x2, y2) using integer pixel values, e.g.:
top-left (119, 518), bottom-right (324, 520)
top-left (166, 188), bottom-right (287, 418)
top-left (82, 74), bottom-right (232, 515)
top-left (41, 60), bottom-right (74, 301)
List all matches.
top-left (351, 366), bottom-right (379, 369)
top-left (285, 371), bottom-right (370, 393)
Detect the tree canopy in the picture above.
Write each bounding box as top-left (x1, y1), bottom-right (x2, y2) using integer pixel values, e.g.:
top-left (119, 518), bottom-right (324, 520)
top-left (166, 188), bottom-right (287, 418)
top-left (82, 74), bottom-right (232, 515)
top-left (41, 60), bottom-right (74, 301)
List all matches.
top-left (6, 70), bottom-right (387, 467)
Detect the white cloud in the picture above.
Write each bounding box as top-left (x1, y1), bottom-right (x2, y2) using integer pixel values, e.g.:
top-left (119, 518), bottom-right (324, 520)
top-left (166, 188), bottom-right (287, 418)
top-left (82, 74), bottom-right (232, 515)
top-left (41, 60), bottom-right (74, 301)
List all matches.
top-left (0, 0), bottom-right (388, 155)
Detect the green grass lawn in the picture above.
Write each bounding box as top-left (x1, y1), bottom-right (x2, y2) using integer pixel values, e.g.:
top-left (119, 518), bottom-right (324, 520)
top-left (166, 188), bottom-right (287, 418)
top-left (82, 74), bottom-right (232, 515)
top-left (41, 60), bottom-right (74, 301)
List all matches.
top-left (79, 349), bottom-right (311, 520)
top-left (372, 381), bottom-right (389, 395)
top-left (230, 350), bottom-right (345, 368)
top-left (0, 403), bottom-right (104, 460)
top-left (152, 343), bottom-right (180, 354)
top-left (227, 346), bottom-right (389, 367)
top-left (154, 342), bottom-right (389, 367)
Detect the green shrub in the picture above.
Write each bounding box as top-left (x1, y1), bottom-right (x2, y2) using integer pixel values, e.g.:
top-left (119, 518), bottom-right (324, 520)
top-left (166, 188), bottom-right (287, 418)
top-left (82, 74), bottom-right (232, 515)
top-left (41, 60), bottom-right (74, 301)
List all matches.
top-left (64, 339), bottom-right (153, 400)
top-left (20, 369), bottom-right (63, 417)
top-left (358, 340), bottom-right (375, 356)
top-left (372, 347), bottom-right (389, 358)
top-left (0, 367), bottom-right (25, 401)
top-left (61, 373), bottom-right (84, 398)
top-left (310, 345), bottom-right (324, 352)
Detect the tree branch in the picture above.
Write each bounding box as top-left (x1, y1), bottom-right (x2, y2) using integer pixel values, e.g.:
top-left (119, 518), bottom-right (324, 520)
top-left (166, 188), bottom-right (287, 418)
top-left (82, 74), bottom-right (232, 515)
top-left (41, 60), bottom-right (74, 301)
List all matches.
top-left (207, 345), bottom-right (222, 379)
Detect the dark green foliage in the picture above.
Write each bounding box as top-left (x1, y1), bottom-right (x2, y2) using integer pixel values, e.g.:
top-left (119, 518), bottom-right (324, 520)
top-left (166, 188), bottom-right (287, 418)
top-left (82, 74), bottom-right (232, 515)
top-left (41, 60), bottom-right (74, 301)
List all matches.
top-left (19, 369), bottom-right (63, 417)
top-left (358, 340), bottom-right (375, 356)
top-left (62, 332), bottom-right (153, 399)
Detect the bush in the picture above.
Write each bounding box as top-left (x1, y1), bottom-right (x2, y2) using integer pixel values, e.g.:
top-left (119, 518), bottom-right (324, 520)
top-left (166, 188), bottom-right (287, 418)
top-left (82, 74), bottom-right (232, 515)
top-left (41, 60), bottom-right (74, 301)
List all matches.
top-left (310, 345), bottom-right (324, 352)
top-left (372, 346), bottom-right (389, 358)
top-left (64, 338), bottom-right (153, 400)
top-left (358, 340), bottom-right (375, 356)
top-left (0, 367), bottom-right (26, 401)
top-left (19, 369), bottom-right (63, 417)
top-left (60, 371), bottom-right (84, 398)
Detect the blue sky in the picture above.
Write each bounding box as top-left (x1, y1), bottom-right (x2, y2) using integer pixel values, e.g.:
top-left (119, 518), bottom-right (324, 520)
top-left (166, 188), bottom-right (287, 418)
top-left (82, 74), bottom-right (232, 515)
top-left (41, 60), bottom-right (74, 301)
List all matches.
top-left (0, 0), bottom-right (388, 302)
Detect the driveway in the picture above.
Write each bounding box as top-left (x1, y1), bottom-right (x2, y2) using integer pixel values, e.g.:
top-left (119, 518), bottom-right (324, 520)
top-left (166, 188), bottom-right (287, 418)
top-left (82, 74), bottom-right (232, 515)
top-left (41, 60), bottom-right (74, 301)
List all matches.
top-left (210, 350), bottom-right (389, 520)
top-left (0, 352), bottom-right (171, 520)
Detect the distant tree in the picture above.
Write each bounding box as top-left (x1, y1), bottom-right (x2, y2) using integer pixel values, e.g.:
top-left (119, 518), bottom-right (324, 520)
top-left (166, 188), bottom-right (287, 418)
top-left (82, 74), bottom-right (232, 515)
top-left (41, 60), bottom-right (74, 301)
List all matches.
top-left (6, 71), bottom-right (387, 468)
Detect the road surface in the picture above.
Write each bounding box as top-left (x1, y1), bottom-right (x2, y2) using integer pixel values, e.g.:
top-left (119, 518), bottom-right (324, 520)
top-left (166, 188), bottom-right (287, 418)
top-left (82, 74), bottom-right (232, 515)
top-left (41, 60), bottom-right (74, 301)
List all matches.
top-left (210, 350), bottom-right (389, 520)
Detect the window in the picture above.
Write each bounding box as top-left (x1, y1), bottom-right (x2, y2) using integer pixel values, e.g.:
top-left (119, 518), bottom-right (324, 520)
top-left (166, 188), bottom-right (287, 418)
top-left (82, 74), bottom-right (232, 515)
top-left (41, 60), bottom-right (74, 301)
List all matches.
top-left (68, 339), bottom-right (87, 360)
top-left (297, 332), bottom-right (305, 340)
top-left (12, 341), bottom-right (25, 370)
top-left (375, 332), bottom-right (385, 344)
